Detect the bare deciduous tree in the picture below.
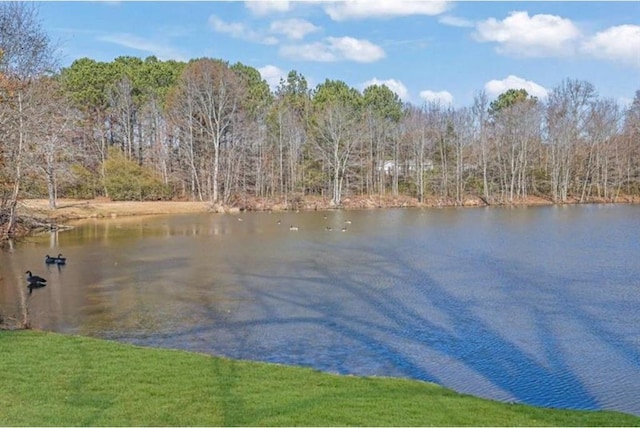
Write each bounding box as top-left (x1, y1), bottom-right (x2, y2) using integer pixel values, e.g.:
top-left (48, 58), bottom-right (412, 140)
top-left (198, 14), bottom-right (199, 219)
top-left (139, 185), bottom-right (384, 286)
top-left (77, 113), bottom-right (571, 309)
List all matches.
top-left (170, 59), bottom-right (242, 204)
top-left (313, 102), bottom-right (362, 206)
top-left (546, 79), bottom-right (597, 202)
top-left (29, 78), bottom-right (75, 209)
top-left (0, 2), bottom-right (57, 238)
top-left (472, 91), bottom-right (491, 202)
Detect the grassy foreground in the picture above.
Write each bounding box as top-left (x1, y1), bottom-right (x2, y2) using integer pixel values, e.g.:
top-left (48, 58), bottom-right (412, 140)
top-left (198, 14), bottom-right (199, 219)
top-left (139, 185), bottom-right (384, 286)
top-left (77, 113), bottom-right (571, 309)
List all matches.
top-left (1, 331), bottom-right (637, 427)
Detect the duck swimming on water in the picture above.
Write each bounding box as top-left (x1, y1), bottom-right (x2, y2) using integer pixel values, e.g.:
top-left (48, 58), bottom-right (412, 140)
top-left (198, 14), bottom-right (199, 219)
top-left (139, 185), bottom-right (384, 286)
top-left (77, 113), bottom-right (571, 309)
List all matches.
top-left (25, 271), bottom-right (47, 284)
top-left (45, 254), bottom-right (66, 265)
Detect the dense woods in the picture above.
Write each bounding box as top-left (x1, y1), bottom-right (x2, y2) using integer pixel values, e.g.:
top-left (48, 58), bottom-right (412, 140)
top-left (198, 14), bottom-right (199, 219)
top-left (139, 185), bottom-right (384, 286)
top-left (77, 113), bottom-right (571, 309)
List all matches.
top-left (1, 3), bottom-right (639, 240)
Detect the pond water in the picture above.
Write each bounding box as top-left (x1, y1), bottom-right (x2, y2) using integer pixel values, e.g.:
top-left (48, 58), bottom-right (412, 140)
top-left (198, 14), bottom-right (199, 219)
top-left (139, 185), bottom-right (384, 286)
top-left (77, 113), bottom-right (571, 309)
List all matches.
top-left (1, 204), bottom-right (639, 416)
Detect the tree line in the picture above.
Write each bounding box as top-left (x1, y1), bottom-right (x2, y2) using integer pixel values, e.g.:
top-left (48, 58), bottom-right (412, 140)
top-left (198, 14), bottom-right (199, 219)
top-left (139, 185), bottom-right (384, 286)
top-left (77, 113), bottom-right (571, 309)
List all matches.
top-left (1, 3), bottom-right (639, 240)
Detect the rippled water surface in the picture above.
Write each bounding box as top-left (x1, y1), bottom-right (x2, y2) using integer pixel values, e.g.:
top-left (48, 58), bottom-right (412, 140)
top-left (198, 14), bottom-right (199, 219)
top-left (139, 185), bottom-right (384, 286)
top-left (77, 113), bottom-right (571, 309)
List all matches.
top-left (1, 204), bottom-right (639, 415)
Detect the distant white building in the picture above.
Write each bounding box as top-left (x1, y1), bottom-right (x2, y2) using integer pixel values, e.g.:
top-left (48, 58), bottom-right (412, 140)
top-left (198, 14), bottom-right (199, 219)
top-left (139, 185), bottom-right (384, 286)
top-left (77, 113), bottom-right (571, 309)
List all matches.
top-left (377, 160), bottom-right (434, 175)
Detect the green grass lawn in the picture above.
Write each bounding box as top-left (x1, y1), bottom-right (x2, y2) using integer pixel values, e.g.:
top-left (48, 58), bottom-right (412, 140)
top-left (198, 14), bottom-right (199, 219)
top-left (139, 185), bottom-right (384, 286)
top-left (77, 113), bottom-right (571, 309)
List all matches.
top-left (1, 330), bottom-right (638, 426)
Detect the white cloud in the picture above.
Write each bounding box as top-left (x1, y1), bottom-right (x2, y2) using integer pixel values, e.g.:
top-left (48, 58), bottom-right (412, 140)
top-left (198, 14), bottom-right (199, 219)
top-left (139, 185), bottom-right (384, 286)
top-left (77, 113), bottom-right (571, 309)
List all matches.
top-left (210, 15), bottom-right (319, 45)
top-left (582, 25), bottom-right (640, 68)
top-left (438, 15), bottom-right (474, 28)
top-left (474, 11), bottom-right (581, 57)
top-left (270, 18), bottom-right (320, 40)
top-left (484, 75), bottom-right (548, 99)
top-left (280, 36), bottom-right (385, 62)
top-left (209, 15), bottom-right (245, 38)
top-left (98, 33), bottom-right (186, 61)
top-left (245, 1), bottom-right (291, 15)
top-left (258, 65), bottom-right (286, 90)
top-left (324, 0), bottom-right (450, 21)
top-left (280, 43), bottom-right (334, 62)
top-left (361, 78), bottom-right (410, 101)
top-left (327, 37), bottom-right (386, 62)
top-left (209, 15), bottom-right (278, 45)
top-left (419, 90), bottom-right (453, 105)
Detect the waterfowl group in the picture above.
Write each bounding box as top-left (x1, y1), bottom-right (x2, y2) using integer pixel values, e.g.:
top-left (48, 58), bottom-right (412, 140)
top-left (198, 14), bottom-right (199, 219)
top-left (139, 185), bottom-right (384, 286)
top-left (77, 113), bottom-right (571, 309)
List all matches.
top-left (27, 253), bottom-right (68, 294)
top-left (45, 253), bottom-right (66, 265)
top-left (272, 215), bottom-right (350, 232)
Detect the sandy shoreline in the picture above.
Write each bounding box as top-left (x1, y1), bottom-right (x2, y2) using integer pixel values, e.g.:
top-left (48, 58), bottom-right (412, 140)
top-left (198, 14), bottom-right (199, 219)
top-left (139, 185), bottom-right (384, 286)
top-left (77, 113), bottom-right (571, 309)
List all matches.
top-left (14, 195), bottom-right (524, 222)
top-left (15, 194), bottom-right (638, 224)
top-left (18, 198), bottom-right (212, 221)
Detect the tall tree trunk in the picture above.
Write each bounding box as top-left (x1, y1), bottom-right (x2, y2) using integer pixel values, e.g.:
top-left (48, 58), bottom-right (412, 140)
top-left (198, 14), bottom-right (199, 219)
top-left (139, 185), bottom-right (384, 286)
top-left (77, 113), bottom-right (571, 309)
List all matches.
top-left (6, 92), bottom-right (25, 239)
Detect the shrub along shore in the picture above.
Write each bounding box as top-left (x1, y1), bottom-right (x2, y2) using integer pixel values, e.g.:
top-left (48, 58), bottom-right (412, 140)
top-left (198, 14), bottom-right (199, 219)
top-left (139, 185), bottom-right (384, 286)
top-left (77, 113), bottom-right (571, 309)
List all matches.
top-left (0, 330), bottom-right (638, 426)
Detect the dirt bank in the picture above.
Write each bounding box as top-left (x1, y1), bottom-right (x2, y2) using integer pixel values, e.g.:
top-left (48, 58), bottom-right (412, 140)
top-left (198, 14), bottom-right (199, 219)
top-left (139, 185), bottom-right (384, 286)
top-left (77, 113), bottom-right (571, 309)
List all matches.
top-left (15, 194), bottom-right (639, 225)
top-left (15, 195), bottom-right (498, 223)
top-left (17, 198), bottom-right (212, 222)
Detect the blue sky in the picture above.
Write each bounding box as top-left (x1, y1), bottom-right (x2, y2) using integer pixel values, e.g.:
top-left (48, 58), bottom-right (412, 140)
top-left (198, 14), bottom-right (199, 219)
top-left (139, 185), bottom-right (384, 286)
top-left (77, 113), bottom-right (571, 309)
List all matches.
top-left (38, 1), bottom-right (639, 107)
